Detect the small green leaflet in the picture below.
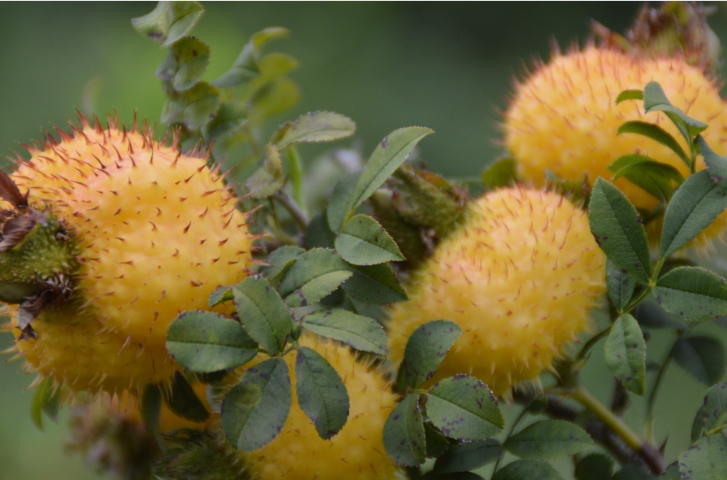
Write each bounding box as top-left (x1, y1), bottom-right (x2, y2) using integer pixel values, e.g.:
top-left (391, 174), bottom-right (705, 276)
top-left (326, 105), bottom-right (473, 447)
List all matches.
top-left (482, 157), bottom-right (517, 189)
top-left (305, 211), bottom-right (336, 249)
top-left (327, 172), bottom-right (362, 233)
top-left (271, 112), bottom-right (356, 151)
top-left (209, 284), bottom-right (235, 307)
top-left (164, 372), bottom-right (209, 422)
top-left (341, 127), bottom-right (434, 227)
top-left (166, 311), bottom-right (258, 373)
top-left (301, 309), bottom-right (386, 355)
top-left (653, 267), bottom-right (727, 323)
top-left (396, 320), bottom-right (462, 391)
top-left (608, 154), bottom-right (684, 202)
top-left (678, 432), bottom-right (727, 480)
top-left (131, 1), bottom-right (204, 47)
top-left (643, 81), bottom-right (708, 137)
top-left (277, 248), bottom-right (352, 307)
top-left (588, 178), bottom-right (651, 284)
top-left (210, 27), bottom-right (284, 89)
top-left (574, 453), bottom-right (613, 480)
top-left (673, 336), bottom-right (726, 386)
top-left (30, 377), bottom-right (61, 431)
top-left (503, 420), bottom-right (594, 460)
top-left (424, 423), bottom-right (450, 458)
top-left (604, 314), bottom-right (646, 395)
top-left (691, 382), bottom-right (727, 441)
top-left (615, 89), bottom-right (643, 104)
top-left (607, 259), bottom-right (636, 312)
top-left (425, 375), bottom-right (503, 441)
top-left (698, 136), bottom-right (727, 193)
top-left (246, 144), bottom-right (285, 199)
top-left (335, 214), bottom-right (404, 265)
top-left (659, 170), bottom-right (727, 258)
top-left (341, 262), bottom-right (408, 304)
top-left (294, 347), bottom-right (350, 440)
top-left (492, 460), bottom-right (564, 480)
top-left (617, 121), bottom-right (690, 168)
top-left (222, 358), bottom-right (291, 452)
top-left (661, 463), bottom-right (682, 480)
top-left (264, 246), bottom-right (305, 285)
top-left (383, 393), bottom-right (426, 466)
top-left (233, 276), bottom-right (293, 356)
top-left (432, 439), bottom-right (502, 474)
top-left (168, 37), bottom-right (211, 91)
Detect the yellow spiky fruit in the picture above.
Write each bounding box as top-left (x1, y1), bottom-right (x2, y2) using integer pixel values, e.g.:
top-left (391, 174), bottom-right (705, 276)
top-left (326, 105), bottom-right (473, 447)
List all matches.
top-left (236, 334), bottom-right (402, 480)
top-left (504, 46), bottom-right (727, 248)
top-left (3, 116), bottom-right (254, 394)
top-left (387, 187), bottom-right (606, 396)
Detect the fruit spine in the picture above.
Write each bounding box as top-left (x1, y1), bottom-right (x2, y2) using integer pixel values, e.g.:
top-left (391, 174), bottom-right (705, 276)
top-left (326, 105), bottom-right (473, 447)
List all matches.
top-left (387, 187), bottom-right (606, 396)
top-left (2, 114), bottom-right (255, 395)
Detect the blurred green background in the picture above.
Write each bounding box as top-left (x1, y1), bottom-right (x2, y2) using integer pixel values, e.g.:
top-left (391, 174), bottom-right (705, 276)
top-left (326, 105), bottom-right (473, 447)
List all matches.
top-left (1, 3), bottom-right (727, 479)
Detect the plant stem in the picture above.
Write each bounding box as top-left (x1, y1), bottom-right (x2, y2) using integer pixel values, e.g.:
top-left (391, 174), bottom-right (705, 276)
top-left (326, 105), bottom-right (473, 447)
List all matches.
top-left (272, 190), bottom-right (309, 230)
top-left (575, 325), bottom-right (612, 362)
top-left (569, 385), bottom-right (665, 474)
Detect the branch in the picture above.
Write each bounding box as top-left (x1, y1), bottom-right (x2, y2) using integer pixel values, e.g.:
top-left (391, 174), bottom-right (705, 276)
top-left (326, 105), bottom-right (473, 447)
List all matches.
top-left (272, 190), bottom-right (309, 230)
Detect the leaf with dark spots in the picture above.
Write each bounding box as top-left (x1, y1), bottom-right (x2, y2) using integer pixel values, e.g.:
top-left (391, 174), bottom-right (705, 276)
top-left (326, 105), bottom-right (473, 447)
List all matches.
top-left (222, 358), bottom-right (291, 452)
top-left (278, 248), bottom-right (352, 308)
top-left (491, 459), bottom-right (563, 480)
top-left (342, 262), bottom-right (408, 305)
top-left (653, 267), bottom-right (727, 323)
top-left (678, 432), bottom-right (727, 480)
top-left (605, 314), bottom-right (645, 395)
top-left (691, 382), bottom-right (727, 441)
top-left (425, 375), bottom-right (503, 441)
top-left (294, 347), bottom-right (349, 439)
top-left (504, 420), bottom-right (594, 460)
top-left (301, 309), bottom-right (386, 354)
top-left (335, 214), bottom-right (404, 265)
top-left (432, 439), bottom-right (502, 474)
top-left (233, 276), bottom-right (292, 356)
top-left (271, 111), bottom-right (356, 150)
top-left (396, 320), bottom-right (461, 391)
top-left (383, 394), bottom-right (426, 466)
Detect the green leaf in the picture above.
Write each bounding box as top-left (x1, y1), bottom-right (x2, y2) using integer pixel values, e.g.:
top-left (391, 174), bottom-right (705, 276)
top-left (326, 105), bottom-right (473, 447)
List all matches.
top-left (691, 382), bottom-right (727, 441)
top-left (248, 78), bottom-right (300, 121)
top-left (659, 170), bottom-right (727, 258)
top-left (607, 259), bottom-right (636, 312)
top-left (432, 439), bottom-right (502, 474)
top-left (424, 422), bottom-right (450, 458)
top-left (233, 276), bottom-right (293, 356)
top-left (504, 420), bottom-right (594, 460)
top-left (277, 248), bottom-right (352, 307)
top-left (30, 377), bottom-right (60, 431)
top-left (140, 384), bottom-right (162, 437)
top-left (643, 81), bottom-right (708, 136)
top-left (678, 432), bottom-right (727, 480)
top-left (222, 357), bottom-right (291, 452)
top-left (306, 212), bottom-right (336, 249)
top-left (271, 112), bottom-right (356, 151)
top-left (343, 127), bottom-right (434, 225)
top-left (575, 453), bottom-right (613, 480)
top-left (246, 144), bottom-right (284, 199)
top-left (294, 346), bottom-right (350, 440)
top-left (396, 320), bottom-right (462, 390)
top-left (166, 311), bottom-right (258, 373)
top-left (618, 121), bottom-right (690, 167)
top-left (179, 81), bottom-right (221, 130)
top-left (674, 336), bottom-right (726, 385)
top-left (605, 314), bottom-right (646, 395)
top-left (164, 372), bottom-right (209, 422)
top-left (698, 136), bottom-right (727, 193)
top-left (264, 246), bottom-right (305, 285)
top-left (425, 375), bottom-right (503, 441)
top-left (301, 309), bottom-right (386, 355)
top-left (616, 89), bottom-right (643, 104)
top-left (653, 267), bottom-right (727, 323)
top-left (167, 37), bottom-right (210, 91)
top-left (482, 157), bottom-right (517, 189)
top-left (209, 285), bottom-right (234, 307)
top-left (608, 154), bottom-right (684, 202)
top-left (335, 214), bottom-right (404, 265)
top-left (211, 39), bottom-right (259, 89)
top-left (492, 460), bottom-right (564, 480)
top-left (327, 172), bottom-right (362, 233)
top-left (588, 178), bottom-right (651, 284)
top-left (612, 464), bottom-right (653, 480)
top-left (131, 1), bottom-right (204, 47)
top-left (341, 263), bottom-right (408, 304)
top-left (661, 463), bottom-right (681, 480)
top-left (383, 394), bottom-right (426, 466)
top-left (201, 101), bottom-right (247, 141)
top-left (633, 299), bottom-right (687, 330)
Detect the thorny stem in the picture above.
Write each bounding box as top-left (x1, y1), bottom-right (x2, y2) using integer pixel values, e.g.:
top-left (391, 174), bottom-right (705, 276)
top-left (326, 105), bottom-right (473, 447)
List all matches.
top-left (645, 325), bottom-right (694, 442)
top-left (272, 190), bottom-right (309, 230)
top-left (490, 404), bottom-right (531, 477)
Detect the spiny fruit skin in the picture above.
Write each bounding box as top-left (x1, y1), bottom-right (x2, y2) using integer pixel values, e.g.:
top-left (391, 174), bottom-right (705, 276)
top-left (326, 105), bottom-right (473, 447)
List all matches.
top-left (387, 187), bottom-right (606, 396)
top-left (237, 334), bottom-right (402, 480)
top-left (5, 117), bottom-right (254, 394)
top-left (504, 46), bottom-right (727, 247)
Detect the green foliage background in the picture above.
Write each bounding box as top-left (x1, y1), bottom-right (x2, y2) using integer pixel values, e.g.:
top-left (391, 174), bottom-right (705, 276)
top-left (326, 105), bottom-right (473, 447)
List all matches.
top-left (2, 3), bottom-right (727, 479)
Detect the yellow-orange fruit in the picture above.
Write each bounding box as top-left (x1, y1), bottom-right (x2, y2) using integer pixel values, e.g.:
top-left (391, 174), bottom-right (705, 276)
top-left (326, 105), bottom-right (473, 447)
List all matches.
top-left (387, 188), bottom-right (606, 396)
top-left (5, 117), bottom-right (254, 394)
top-left (238, 334), bottom-right (402, 480)
top-left (504, 46), bottom-right (727, 247)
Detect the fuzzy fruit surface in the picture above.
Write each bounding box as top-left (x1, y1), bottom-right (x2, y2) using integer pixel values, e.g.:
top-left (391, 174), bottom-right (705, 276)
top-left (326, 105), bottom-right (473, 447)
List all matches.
top-left (6, 121), bottom-right (253, 393)
top-left (239, 334), bottom-right (401, 480)
top-left (387, 188), bottom-right (606, 396)
top-left (504, 46), bottom-right (727, 247)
